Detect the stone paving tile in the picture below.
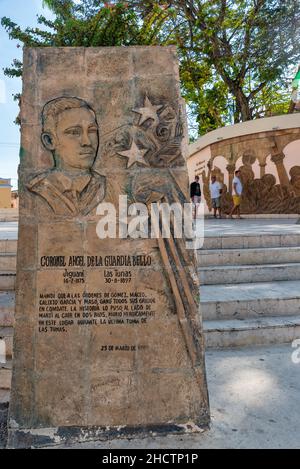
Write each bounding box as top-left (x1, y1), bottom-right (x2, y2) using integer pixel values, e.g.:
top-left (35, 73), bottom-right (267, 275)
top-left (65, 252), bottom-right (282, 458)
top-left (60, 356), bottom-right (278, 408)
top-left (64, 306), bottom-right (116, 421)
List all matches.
top-left (2, 219), bottom-right (300, 241)
top-left (201, 280), bottom-right (300, 302)
top-left (0, 223), bottom-right (18, 240)
top-left (199, 218), bottom-right (300, 238)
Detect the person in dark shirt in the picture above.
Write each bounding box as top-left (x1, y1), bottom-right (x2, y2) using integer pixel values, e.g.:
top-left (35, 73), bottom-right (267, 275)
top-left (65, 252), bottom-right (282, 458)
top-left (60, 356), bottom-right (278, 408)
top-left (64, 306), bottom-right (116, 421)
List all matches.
top-left (190, 175), bottom-right (201, 220)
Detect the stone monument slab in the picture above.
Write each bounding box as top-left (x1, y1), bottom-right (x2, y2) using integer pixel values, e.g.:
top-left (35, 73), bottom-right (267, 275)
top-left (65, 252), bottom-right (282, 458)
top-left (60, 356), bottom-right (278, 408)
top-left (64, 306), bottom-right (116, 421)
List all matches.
top-left (8, 46), bottom-right (209, 447)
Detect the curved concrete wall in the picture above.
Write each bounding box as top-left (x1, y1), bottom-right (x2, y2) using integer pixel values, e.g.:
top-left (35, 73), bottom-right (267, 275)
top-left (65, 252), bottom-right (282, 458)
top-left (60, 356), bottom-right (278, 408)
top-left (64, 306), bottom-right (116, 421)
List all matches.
top-left (189, 114), bottom-right (300, 156)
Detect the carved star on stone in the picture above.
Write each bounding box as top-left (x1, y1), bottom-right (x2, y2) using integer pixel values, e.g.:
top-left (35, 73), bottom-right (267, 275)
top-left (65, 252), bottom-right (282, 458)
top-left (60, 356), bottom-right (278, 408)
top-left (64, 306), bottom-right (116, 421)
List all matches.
top-left (117, 140), bottom-right (149, 168)
top-left (132, 95), bottom-right (163, 125)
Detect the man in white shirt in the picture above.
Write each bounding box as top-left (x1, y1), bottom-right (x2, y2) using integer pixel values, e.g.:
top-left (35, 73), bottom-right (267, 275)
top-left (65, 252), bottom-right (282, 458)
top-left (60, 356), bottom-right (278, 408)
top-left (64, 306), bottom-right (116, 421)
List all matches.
top-left (229, 170), bottom-right (243, 219)
top-left (209, 175), bottom-right (222, 218)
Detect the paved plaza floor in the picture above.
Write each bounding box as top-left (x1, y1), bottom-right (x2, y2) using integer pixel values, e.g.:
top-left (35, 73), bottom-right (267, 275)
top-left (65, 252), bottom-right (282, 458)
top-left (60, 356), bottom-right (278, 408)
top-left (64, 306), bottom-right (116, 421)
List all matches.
top-left (2, 218), bottom-right (300, 240)
top-left (200, 217), bottom-right (300, 237)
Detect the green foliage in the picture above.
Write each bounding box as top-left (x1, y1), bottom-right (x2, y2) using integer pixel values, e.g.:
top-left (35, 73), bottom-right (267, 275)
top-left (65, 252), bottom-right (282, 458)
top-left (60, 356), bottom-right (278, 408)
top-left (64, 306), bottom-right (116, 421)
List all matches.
top-left (1, 1), bottom-right (166, 109)
top-left (2, 0), bottom-right (299, 137)
top-left (2, 2), bottom-right (145, 50)
top-left (3, 58), bottom-right (23, 78)
top-left (180, 58), bottom-right (230, 134)
top-left (132, 0), bottom-right (300, 132)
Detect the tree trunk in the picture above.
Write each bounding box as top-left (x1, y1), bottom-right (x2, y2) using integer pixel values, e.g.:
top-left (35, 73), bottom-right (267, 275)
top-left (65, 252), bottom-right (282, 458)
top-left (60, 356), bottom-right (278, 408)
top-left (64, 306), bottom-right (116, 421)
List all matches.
top-left (233, 87), bottom-right (252, 121)
top-left (233, 104), bottom-right (240, 124)
top-left (288, 99), bottom-right (296, 114)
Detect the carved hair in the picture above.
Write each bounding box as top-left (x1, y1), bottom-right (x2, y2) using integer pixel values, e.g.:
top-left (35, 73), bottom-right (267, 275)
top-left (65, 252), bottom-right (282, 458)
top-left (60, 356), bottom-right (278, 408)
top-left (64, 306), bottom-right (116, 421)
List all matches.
top-left (261, 173), bottom-right (276, 187)
top-left (289, 166), bottom-right (300, 181)
top-left (42, 97), bottom-right (96, 134)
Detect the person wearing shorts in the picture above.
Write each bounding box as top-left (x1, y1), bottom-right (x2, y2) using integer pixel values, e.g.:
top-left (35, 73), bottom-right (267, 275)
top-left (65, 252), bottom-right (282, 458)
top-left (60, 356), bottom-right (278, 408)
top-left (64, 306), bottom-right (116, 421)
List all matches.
top-left (190, 175), bottom-right (201, 220)
top-left (229, 170), bottom-right (243, 219)
top-left (209, 175), bottom-right (222, 218)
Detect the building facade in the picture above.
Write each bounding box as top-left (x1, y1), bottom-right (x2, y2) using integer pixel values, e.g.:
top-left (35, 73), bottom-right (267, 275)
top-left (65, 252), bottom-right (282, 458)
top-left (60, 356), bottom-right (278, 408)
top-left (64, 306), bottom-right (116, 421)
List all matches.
top-left (0, 178), bottom-right (12, 208)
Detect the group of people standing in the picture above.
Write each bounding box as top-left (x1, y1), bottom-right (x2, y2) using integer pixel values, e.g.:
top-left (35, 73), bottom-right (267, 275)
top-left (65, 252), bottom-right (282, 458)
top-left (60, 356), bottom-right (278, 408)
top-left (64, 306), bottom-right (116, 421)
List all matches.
top-left (190, 171), bottom-right (243, 219)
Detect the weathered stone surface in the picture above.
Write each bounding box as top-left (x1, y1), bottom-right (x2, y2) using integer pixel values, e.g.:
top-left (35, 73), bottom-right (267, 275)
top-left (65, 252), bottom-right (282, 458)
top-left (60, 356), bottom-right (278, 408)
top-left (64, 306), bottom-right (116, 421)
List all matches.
top-left (8, 47), bottom-right (209, 448)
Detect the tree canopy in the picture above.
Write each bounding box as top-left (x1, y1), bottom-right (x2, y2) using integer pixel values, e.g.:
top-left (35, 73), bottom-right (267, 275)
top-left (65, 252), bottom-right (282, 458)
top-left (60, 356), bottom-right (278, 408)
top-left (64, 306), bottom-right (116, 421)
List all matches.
top-left (131, 1), bottom-right (300, 131)
top-left (2, 0), bottom-right (299, 136)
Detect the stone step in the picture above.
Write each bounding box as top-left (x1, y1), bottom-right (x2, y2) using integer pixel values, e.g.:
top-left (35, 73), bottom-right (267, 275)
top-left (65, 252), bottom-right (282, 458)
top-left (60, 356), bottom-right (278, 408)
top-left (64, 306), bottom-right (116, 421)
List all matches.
top-left (0, 209), bottom-right (18, 222)
top-left (0, 360), bottom-right (12, 403)
top-left (0, 359), bottom-right (11, 370)
top-left (0, 292), bottom-right (15, 327)
top-left (198, 246), bottom-right (300, 267)
top-left (0, 328), bottom-right (13, 358)
top-left (200, 280), bottom-right (300, 320)
top-left (0, 240), bottom-right (17, 254)
top-left (0, 370), bottom-right (11, 390)
top-left (0, 253), bottom-right (16, 271)
top-left (199, 263), bottom-right (300, 285)
top-left (201, 233), bottom-right (300, 250)
top-left (204, 315), bottom-right (300, 348)
top-left (0, 389), bottom-right (10, 404)
top-left (0, 272), bottom-right (16, 291)
top-left (2, 228), bottom-right (300, 251)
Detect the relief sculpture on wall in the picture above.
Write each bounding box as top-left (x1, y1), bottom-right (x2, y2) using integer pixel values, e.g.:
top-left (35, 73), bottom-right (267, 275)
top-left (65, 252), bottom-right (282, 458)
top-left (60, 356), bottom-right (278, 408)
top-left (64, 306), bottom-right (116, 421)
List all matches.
top-left (27, 97), bottom-right (106, 216)
top-left (200, 144), bottom-right (300, 215)
top-left (25, 91), bottom-right (203, 397)
top-left (102, 94), bottom-right (203, 384)
top-left (115, 94), bottom-right (186, 170)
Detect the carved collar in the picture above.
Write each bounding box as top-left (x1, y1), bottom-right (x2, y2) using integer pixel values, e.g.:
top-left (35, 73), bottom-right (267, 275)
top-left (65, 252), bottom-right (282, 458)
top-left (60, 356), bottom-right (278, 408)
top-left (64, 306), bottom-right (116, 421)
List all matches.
top-left (46, 170), bottom-right (92, 194)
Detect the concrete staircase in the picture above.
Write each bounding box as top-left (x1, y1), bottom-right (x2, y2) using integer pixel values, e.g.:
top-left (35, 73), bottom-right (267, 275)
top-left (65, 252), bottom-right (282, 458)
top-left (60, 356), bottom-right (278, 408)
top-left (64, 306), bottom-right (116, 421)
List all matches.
top-left (199, 232), bottom-right (300, 348)
top-left (0, 239), bottom-right (16, 403)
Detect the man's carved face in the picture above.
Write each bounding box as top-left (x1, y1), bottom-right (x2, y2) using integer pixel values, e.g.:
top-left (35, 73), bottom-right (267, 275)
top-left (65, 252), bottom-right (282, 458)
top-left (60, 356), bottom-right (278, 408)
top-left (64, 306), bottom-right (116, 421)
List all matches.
top-left (54, 107), bottom-right (99, 171)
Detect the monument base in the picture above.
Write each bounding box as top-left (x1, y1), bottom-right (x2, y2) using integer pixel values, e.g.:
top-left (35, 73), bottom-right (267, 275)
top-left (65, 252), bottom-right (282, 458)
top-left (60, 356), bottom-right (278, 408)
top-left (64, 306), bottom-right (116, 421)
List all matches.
top-left (7, 419), bottom-right (210, 448)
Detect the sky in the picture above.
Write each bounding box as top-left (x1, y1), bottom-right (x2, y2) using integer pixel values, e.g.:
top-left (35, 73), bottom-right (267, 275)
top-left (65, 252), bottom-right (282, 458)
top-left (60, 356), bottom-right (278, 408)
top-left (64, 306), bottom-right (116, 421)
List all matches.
top-left (0, 0), bottom-right (53, 189)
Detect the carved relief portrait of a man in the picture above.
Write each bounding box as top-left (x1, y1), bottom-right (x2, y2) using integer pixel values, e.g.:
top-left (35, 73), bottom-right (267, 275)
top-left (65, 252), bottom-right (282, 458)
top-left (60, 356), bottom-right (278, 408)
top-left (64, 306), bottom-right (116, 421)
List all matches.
top-left (27, 97), bottom-right (105, 215)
